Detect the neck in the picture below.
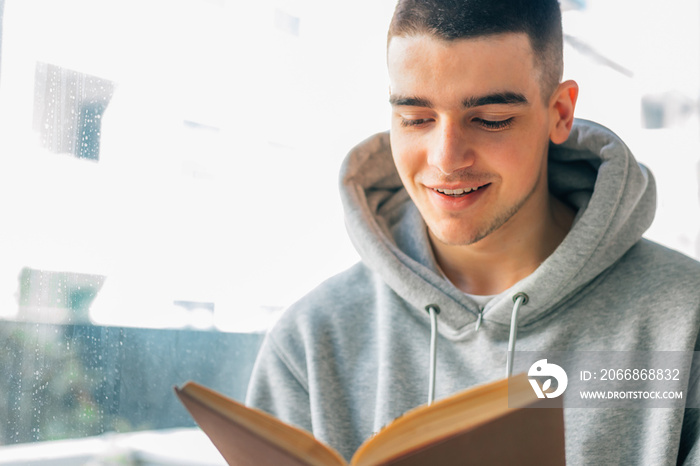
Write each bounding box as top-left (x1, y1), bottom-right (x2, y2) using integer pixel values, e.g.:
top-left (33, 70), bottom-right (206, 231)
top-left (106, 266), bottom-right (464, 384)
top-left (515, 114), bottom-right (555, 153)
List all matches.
top-left (431, 193), bottom-right (575, 296)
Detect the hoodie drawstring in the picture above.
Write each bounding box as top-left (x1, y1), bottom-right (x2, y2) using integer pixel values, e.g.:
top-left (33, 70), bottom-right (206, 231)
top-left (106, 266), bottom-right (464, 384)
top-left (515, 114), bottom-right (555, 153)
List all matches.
top-left (506, 292), bottom-right (529, 378)
top-left (425, 304), bottom-right (440, 405)
top-left (426, 292), bottom-right (529, 405)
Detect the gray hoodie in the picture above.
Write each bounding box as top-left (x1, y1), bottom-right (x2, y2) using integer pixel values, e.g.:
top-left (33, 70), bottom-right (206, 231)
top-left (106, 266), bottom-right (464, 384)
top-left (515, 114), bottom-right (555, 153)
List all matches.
top-left (246, 119), bottom-right (700, 464)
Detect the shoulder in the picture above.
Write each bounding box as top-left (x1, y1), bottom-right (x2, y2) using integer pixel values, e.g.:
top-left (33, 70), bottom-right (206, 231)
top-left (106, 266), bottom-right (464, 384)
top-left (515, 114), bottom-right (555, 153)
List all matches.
top-left (611, 239), bottom-right (700, 310)
top-left (267, 262), bottom-right (382, 348)
top-left (256, 261), bottom-right (388, 389)
top-left (622, 239), bottom-right (700, 285)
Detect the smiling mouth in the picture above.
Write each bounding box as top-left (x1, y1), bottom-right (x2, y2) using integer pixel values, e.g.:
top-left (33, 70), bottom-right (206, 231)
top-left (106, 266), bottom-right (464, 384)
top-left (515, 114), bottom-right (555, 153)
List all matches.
top-left (432, 184), bottom-right (489, 197)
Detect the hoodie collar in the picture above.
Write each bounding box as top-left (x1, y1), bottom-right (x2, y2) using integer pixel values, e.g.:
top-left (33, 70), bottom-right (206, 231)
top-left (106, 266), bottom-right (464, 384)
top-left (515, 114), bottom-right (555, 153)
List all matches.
top-left (339, 119), bottom-right (655, 337)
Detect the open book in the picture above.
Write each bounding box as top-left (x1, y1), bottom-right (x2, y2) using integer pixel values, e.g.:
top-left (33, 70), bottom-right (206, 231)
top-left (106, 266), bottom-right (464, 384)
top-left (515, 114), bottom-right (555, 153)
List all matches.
top-left (174, 373), bottom-right (565, 466)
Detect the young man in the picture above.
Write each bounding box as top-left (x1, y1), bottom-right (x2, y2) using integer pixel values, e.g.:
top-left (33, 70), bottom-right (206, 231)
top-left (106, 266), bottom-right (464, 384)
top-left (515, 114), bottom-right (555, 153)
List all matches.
top-left (247, 1), bottom-right (700, 463)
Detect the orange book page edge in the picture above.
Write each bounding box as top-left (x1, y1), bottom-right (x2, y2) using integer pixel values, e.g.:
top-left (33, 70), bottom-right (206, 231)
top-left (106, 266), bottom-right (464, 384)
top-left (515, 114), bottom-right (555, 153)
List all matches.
top-left (176, 382), bottom-right (346, 466)
top-left (351, 374), bottom-right (536, 466)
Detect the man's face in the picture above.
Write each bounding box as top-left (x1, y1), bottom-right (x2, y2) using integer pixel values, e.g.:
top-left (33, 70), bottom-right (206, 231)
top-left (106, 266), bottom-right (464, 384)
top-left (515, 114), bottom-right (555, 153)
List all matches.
top-left (388, 33), bottom-right (558, 248)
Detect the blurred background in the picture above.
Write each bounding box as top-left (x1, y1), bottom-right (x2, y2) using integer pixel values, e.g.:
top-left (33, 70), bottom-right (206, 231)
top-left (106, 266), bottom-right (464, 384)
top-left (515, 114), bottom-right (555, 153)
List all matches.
top-left (0, 0), bottom-right (698, 464)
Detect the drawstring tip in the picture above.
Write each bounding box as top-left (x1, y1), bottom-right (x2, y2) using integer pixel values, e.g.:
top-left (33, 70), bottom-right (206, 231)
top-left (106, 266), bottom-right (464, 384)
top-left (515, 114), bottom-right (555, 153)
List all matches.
top-left (475, 309), bottom-right (483, 332)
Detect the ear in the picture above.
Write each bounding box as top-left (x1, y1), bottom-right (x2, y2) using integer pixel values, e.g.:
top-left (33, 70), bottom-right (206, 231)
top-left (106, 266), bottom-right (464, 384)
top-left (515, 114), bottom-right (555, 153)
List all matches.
top-left (549, 80), bottom-right (579, 144)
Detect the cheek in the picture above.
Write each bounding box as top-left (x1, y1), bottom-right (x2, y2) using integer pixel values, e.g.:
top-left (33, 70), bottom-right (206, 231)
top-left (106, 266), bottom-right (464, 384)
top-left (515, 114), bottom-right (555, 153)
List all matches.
top-left (390, 137), bottom-right (423, 180)
top-left (503, 148), bottom-right (547, 196)
top-left (483, 126), bottom-right (546, 167)
top-left (479, 138), bottom-right (543, 190)
top-left (392, 152), bottom-right (418, 188)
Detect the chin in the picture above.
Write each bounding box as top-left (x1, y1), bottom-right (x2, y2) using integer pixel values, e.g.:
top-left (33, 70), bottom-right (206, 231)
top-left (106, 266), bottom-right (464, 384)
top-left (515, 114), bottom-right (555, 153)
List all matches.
top-left (429, 224), bottom-right (484, 247)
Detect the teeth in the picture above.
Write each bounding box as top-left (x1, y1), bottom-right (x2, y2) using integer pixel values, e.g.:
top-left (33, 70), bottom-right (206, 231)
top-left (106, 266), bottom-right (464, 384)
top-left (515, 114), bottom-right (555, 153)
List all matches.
top-left (435, 186), bottom-right (479, 195)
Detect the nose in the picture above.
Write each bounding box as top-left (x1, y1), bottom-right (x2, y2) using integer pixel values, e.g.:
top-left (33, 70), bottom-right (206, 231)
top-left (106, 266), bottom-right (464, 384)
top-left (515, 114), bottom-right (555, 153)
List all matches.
top-left (427, 120), bottom-right (475, 175)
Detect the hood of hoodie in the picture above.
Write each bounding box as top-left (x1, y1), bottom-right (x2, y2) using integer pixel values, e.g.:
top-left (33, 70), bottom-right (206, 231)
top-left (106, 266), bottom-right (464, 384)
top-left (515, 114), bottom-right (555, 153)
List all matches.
top-left (339, 119), bottom-right (656, 338)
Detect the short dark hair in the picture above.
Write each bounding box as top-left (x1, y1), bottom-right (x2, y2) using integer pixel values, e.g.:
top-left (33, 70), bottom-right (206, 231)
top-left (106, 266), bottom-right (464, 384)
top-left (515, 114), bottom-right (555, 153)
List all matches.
top-left (388, 0), bottom-right (563, 100)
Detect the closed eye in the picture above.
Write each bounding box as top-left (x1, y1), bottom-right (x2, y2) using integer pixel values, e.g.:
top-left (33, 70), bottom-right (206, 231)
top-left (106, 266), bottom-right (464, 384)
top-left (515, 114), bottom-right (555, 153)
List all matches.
top-left (476, 117), bottom-right (514, 131)
top-left (400, 118), bottom-right (433, 128)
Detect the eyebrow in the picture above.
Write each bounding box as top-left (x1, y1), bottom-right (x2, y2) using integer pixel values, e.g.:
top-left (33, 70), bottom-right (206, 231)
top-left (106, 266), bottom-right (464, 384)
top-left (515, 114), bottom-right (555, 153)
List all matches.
top-left (389, 91), bottom-right (528, 109)
top-left (463, 92), bottom-right (528, 108)
top-left (389, 95), bottom-right (432, 107)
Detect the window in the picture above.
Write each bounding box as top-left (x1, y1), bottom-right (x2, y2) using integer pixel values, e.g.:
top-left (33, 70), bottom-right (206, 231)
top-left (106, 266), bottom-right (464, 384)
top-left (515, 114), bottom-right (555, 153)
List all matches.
top-left (0, 0), bottom-right (698, 463)
top-left (561, 1), bottom-right (700, 257)
top-left (33, 62), bottom-right (114, 161)
top-left (0, 0), bottom-right (392, 462)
